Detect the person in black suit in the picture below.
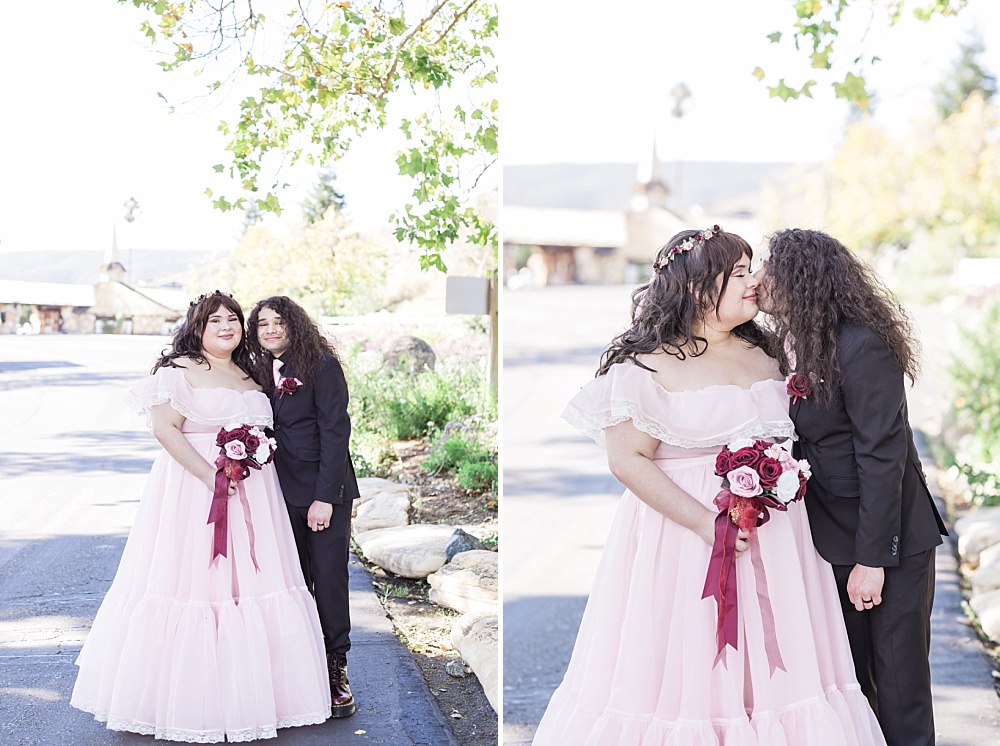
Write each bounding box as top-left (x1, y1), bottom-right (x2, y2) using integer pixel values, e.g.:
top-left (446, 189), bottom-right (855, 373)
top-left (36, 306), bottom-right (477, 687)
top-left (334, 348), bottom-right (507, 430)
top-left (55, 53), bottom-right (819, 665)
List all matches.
top-left (756, 229), bottom-right (947, 746)
top-left (246, 295), bottom-right (361, 718)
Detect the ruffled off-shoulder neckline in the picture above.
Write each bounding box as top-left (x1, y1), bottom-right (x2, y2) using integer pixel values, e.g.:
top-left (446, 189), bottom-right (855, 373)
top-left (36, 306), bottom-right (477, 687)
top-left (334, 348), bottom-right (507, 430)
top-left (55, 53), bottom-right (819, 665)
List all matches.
top-left (562, 362), bottom-right (794, 449)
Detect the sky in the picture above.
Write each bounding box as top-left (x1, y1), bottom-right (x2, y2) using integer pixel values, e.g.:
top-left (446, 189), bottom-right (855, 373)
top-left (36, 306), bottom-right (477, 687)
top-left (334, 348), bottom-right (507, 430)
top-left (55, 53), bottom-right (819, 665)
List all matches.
top-left (1, 2), bottom-right (997, 257)
top-left (502, 0), bottom-right (1000, 167)
top-left (0, 1), bottom-right (428, 256)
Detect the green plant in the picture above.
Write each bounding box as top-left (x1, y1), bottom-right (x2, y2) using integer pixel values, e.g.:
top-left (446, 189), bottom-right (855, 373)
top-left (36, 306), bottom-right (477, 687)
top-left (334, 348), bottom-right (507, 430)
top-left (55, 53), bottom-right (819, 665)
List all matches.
top-left (422, 421), bottom-right (498, 495)
top-left (350, 430), bottom-right (395, 479)
top-left (948, 299), bottom-right (1000, 507)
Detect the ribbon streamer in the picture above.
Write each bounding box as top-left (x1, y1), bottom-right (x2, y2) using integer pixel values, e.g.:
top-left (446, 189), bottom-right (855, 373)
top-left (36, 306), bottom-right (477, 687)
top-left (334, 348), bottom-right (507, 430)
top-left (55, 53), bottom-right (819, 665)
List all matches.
top-left (702, 487), bottom-right (787, 675)
top-left (207, 454), bottom-right (259, 571)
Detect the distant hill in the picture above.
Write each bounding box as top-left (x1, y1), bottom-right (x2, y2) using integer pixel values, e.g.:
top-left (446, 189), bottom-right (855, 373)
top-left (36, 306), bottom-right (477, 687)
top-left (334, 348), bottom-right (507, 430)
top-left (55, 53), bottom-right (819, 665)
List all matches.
top-left (503, 161), bottom-right (814, 215)
top-left (0, 250), bottom-right (215, 285)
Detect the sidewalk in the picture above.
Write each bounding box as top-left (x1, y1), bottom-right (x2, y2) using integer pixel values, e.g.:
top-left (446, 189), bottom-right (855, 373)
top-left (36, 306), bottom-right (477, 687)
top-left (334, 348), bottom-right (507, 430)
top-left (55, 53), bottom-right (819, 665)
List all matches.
top-left (503, 285), bottom-right (1000, 746)
top-left (0, 335), bottom-right (459, 746)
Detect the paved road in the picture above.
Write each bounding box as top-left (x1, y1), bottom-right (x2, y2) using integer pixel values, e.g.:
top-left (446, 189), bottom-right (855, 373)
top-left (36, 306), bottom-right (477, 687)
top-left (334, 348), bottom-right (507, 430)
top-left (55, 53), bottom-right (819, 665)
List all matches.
top-left (0, 335), bottom-right (458, 746)
top-left (502, 285), bottom-right (1000, 746)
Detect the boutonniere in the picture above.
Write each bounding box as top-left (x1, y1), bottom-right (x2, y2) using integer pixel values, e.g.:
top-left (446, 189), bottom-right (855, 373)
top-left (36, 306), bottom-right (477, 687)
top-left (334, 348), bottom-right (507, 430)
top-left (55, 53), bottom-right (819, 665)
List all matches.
top-left (785, 372), bottom-right (812, 405)
top-left (276, 376), bottom-right (303, 399)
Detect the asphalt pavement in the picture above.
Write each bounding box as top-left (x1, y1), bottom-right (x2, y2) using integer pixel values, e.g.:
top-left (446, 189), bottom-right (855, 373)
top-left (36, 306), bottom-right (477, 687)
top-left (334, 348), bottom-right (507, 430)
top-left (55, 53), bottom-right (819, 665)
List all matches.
top-left (502, 284), bottom-right (1000, 746)
top-left (0, 334), bottom-right (459, 746)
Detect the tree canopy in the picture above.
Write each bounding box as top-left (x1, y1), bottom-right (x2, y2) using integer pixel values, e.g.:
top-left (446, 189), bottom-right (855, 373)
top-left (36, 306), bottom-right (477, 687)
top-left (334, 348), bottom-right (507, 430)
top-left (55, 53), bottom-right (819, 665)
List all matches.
top-left (124, 0), bottom-right (498, 273)
top-left (756, 0), bottom-right (968, 109)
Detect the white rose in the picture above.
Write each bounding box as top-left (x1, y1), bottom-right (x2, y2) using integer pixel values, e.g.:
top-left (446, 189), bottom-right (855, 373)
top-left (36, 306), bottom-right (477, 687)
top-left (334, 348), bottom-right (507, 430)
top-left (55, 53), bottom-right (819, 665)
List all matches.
top-left (255, 444), bottom-right (270, 463)
top-left (728, 438), bottom-right (755, 451)
top-left (796, 458), bottom-right (812, 480)
top-left (775, 470), bottom-right (800, 503)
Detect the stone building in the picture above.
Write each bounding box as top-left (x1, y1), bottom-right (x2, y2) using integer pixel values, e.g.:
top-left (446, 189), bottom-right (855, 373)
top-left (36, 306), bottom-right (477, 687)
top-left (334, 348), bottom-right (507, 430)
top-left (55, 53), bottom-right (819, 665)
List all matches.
top-left (0, 229), bottom-right (185, 334)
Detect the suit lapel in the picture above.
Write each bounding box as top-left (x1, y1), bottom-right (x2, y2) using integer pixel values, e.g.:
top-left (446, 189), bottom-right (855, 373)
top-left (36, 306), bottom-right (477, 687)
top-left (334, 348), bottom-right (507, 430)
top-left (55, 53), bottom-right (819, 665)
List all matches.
top-left (273, 358), bottom-right (293, 417)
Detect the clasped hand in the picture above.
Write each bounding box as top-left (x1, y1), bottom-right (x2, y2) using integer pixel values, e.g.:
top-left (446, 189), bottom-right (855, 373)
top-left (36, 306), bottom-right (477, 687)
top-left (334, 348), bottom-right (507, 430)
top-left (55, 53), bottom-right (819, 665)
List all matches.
top-left (847, 563), bottom-right (884, 612)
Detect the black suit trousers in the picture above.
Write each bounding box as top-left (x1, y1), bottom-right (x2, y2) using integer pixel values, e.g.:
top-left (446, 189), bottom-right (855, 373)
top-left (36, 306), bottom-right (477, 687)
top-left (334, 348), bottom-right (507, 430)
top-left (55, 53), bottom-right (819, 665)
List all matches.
top-left (285, 499), bottom-right (353, 654)
top-left (832, 549), bottom-right (936, 746)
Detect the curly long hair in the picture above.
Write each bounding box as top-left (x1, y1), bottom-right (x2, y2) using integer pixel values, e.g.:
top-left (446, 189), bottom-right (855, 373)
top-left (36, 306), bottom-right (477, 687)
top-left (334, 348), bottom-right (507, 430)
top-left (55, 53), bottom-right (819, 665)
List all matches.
top-left (152, 293), bottom-right (253, 375)
top-left (764, 228), bottom-right (918, 408)
top-left (598, 229), bottom-right (774, 376)
top-left (245, 296), bottom-right (335, 389)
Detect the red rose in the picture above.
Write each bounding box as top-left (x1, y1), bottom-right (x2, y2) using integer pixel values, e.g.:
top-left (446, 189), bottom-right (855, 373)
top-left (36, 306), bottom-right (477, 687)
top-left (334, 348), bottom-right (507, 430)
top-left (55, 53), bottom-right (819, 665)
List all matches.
top-left (245, 434), bottom-right (261, 451)
top-left (796, 473), bottom-right (808, 501)
top-left (215, 429), bottom-right (228, 447)
top-left (786, 373), bottom-right (812, 404)
top-left (757, 457), bottom-right (783, 488)
top-left (730, 447), bottom-right (762, 469)
top-left (225, 426), bottom-right (249, 443)
top-left (715, 449), bottom-right (734, 477)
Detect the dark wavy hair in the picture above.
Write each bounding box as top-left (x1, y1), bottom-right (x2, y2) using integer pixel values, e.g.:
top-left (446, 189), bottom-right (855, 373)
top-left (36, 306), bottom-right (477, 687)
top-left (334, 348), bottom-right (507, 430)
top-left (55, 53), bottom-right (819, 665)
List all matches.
top-left (598, 229), bottom-right (773, 376)
top-left (152, 293), bottom-right (253, 375)
top-left (245, 296), bottom-right (335, 389)
top-left (764, 228), bottom-right (918, 408)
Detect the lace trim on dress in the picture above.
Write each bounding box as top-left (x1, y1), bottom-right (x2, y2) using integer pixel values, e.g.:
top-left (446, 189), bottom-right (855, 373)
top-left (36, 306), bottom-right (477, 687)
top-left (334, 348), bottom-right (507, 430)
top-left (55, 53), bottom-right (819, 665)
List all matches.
top-left (141, 392), bottom-right (273, 429)
top-left (563, 398), bottom-right (796, 448)
top-left (97, 709), bottom-right (331, 743)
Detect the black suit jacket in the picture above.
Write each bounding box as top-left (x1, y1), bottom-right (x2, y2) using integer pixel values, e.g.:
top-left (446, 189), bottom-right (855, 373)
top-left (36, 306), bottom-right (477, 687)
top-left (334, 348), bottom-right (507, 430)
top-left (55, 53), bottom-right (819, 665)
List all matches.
top-left (271, 351), bottom-right (360, 508)
top-left (791, 324), bottom-right (946, 567)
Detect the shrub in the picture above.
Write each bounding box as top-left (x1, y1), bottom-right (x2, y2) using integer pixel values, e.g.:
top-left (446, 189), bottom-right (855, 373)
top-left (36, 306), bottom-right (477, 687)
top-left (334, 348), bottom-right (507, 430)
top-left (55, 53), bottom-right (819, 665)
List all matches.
top-left (947, 299), bottom-right (1000, 507)
top-left (422, 416), bottom-right (498, 495)
top-left (350, 430), bottom-right (395, 478)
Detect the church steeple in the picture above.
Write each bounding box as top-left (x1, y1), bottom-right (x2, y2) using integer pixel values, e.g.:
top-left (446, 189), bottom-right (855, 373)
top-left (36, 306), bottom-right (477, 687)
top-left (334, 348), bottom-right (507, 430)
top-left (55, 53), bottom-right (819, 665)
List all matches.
top-left (99, 223), bottom-right (127, 283)
top-left (631, 119), bottom-right (670, 211)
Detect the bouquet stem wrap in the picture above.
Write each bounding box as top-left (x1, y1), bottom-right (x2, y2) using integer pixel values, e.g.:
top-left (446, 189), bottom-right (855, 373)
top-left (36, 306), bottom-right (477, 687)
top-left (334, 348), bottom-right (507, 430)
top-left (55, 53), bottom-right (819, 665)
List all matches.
top-left (208, 454), bottom-right (260, 572)
top-left (701, 487), bottom-right (786, 675)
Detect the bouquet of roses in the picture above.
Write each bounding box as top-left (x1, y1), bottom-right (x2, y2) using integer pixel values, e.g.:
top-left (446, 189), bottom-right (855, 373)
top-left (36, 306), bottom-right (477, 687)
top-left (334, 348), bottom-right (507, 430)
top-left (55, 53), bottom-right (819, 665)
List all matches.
top-left (702, 438), bottom-right (811, 673)
top-left (207, 424), bottom-right (277, 568)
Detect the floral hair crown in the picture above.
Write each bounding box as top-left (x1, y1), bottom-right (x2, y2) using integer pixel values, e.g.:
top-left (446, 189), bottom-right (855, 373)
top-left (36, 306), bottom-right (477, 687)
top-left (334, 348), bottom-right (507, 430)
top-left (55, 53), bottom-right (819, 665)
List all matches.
top-left (190, 289), bottom-right (235, 308)
top-left (652, 225), bottom-right (722, 272)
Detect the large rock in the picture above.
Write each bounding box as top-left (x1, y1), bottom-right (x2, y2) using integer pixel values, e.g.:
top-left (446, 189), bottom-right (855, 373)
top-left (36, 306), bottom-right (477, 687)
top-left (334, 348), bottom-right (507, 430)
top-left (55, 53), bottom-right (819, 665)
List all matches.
top-left (445, 528), bottom-right (485, 559)
top-left (354, 525), bottom-right (467, 579)
top-left (972, 542), bottom-right (1000, 596)
top-left (383, 335), bottom-right (435, 375)
top-left (956, 508), bottom-right (1000, 567)
top-left (354, 477), bottom-right (417, 512)
top-left (451, 613), bottom-right (498, 713)
top-left (970, 588), bottom-right (1000, 643)
top-left (353, 491), bottom-right (410, 534)
top-left (427, 550), bottom-right (498, 614)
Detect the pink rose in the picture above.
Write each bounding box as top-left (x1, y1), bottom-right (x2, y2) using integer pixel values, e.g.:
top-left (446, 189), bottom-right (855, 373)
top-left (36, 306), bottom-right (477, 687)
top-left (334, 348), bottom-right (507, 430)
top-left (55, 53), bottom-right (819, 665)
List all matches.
top-left (727, 466), bottom-right (763, 498)
top-left (224, 441), bottom-right (247, 460)
top-left (757, 457), bottom-right (783, 489)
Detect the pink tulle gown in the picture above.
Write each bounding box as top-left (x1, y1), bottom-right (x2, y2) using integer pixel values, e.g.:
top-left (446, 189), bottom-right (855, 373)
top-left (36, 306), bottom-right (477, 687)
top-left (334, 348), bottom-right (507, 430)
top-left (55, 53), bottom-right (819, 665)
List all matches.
top-left (534, 363), bottom-right (886, 746)
top-left (71, 367), bottom-right (331, 742)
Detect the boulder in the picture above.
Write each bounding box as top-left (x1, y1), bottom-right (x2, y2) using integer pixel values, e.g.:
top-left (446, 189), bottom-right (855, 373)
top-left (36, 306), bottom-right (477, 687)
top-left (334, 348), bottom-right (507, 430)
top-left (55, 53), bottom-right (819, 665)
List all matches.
top-left (383, 335), bottom-right (436, 375)
top-left (353, 491), bottom-right (410, 534)
top-left (445, 528), bottom-right (485, 559)
top-left (427, 550), bottom-right (498, 614)
top-left (451, 613), bottom-right (498, 713)
top-left (354, 477), bottom-right (416, 511)
top-left (970, 588), bottom-right (1000, 643)
top-left (354, 525), bottom-right (466, 579)
top-left (956, 509), bottom-right (1000, 567)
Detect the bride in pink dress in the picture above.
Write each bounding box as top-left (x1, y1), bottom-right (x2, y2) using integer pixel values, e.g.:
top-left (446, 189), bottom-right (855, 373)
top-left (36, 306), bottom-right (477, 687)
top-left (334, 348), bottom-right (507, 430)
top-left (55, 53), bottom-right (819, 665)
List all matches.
top-left (533, 229), bottom-right (886, 745)
top-left (71, 292), bottom-right (331, 742)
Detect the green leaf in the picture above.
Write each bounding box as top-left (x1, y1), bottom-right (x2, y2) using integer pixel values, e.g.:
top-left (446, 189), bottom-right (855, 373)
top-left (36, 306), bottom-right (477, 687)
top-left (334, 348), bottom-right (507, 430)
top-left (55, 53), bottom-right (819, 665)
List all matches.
top-left (832, 72), bottom-right (870, 107)
top-left (752, 66), bottom-right (765, 81)
top-left (212, 164), bottom-right (225, 173)
top-left (389, 17), bottom-right (406, 35)
top-left (766, 31), bottom-right (782, 43)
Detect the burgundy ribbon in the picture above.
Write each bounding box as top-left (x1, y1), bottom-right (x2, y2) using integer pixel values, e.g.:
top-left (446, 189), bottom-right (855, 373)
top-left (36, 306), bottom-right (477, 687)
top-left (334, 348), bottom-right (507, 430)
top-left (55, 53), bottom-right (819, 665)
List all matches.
top-left (207, 455), bottom-right (259, 572)
top-left (701, 487), bottom-right (787, 674)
